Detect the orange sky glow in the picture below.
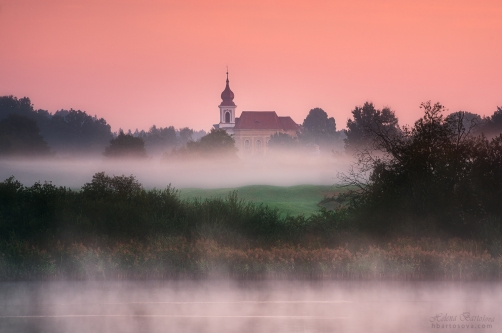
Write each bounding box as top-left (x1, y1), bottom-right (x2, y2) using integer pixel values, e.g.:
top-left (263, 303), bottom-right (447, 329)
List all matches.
top-left (1, 0), bottom-right (501, 132)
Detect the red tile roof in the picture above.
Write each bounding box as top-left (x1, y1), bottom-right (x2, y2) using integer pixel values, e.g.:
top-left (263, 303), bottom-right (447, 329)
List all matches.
top-left (234, 111), bottom-right (299, 131)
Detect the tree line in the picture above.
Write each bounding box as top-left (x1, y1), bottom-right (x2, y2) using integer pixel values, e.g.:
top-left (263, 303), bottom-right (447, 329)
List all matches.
top-left (1, 95), bottom-right (501, 161)
top-left (0, 96), bottom-right (206, 158)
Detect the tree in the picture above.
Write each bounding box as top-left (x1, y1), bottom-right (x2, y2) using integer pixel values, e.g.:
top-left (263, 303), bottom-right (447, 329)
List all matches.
top-left (344, 102), bottom-right (399, 153)
top-left (173, 128), bottom-right (237, 159)
top-left (136, 125), bottom-right (178, 155)
top-left (341, 101), bottom-right (502, 238)
top-left (267, 132), bottom-right (300, 151)
top-left (0, 96), bottom-right (36, 120)
top-left (445, 111), bottom-right (483, 136)
top-left (299, 108), bottom-right (338, 151)
top-left (46, 109), bottom-right (113, 153)
top-left (0, 95), bottom-right (51, 134)
top-left (481, 106), bottom-right (502, 138)
top-left (82, 172), bottom-right (143, 199)
top-left (0, 114), bottom-right (51, 157)
top-left (178, 127), bottom-right (194, 146)
top-left (0, 96), bottom-right (114, 155)
top-left (103, 131), bottom-right (147, 159)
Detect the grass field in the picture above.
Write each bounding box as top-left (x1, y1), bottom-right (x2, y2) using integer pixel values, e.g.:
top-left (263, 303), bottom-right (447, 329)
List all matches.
top-left (178, 185), bottom-right (347, 216)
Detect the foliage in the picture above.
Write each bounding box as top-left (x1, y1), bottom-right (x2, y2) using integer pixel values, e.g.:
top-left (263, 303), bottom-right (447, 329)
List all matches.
top-left (0, 96), bottom-right (113, 155)
top-left (267, 132), bottom-right (300, 151)
top-left (172, 128), bottom-right (237, 159)
top-left (0, 114), bottom-right (51, 157)
top-left (481, 106), bottom-right (502, 138)
top-left (445, 111), bottom-right (483, 136)
top-left (342, 101), bottom-right (502, 238)
top-left (178, 127), bottom-right (194, 145)
top-left (2, 172), bottom-right (502, 280)
top-left (45, 109), bottom-right (112, 153)
top-left (103, 131), bottom-right (147, 159)
top-left (299, 108), bottom-right (339, 152)
top-left (135, 125), bottom-right (178, 155)
top-left (81, 172), bottom-right (143, 199)
top-left (0, 173), bottom-right (350, 246)
top-left (0, 96), bottom-right (50, 124)
top-left (344, 102), bottom-right (399, 153)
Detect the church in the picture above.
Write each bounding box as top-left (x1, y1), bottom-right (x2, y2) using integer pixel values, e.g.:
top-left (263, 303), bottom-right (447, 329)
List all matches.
top-left (213, 72), bottom-right (300, 155)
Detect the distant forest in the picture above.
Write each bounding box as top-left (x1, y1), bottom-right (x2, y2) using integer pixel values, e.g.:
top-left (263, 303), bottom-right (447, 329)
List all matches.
top-left (0, 95), bottom-right (501, 159)
top-left (0, 96), bottom-right (206, 157)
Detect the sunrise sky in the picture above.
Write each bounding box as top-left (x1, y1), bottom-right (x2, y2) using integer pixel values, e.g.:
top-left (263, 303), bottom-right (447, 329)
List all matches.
top-left (0, 0), bottom-right (500, 132)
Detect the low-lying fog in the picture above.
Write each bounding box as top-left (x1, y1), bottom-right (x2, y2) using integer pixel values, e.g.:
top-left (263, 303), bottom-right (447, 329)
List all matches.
top-left (0, 154), bottom-right (353, 189)
top-left (0, 281), bottom-right (498, 333)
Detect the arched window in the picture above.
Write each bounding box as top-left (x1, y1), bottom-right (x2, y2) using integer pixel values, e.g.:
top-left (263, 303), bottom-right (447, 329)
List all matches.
top-left (256, 140), bottom-right (262, 150)
top-left (244, 140), bottom-right (250, 151)
top-left (225, 111), bottom-right (231, 123)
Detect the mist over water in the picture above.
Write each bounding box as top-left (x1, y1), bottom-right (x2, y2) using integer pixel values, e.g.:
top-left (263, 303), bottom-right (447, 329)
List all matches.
top-left (0, 280), bottom-right (499, 333)
top-left (0, 154), bottom-right (352, 189)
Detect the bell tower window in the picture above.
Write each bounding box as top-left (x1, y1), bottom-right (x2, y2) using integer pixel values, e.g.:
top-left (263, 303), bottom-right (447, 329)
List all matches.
top-left (225, 111), bottom-right (230, 123)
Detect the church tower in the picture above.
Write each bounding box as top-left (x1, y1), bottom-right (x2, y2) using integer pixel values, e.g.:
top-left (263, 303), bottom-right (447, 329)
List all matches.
top-left (217, 71), bottom-right (236, 135)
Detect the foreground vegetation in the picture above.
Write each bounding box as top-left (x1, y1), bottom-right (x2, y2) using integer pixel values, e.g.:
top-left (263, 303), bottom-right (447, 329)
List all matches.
top-left (1, 237), bottom-right (500, 280)
top-left (0, 170), bottom-right (501, 281)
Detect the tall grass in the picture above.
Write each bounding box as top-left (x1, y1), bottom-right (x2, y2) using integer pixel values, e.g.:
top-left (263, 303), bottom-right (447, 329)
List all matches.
top-left (0, 237), bottom-right (500, 280)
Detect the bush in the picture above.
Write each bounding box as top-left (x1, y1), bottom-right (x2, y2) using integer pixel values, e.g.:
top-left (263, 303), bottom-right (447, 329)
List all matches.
top-left (0, 173), bottom-right (339, 246)
top-left (342, 101), bottom-right (502, 239)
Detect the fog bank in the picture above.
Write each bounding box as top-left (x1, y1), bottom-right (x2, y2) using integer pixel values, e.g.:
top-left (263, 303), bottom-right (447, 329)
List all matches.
top-left (0, 155), bottom-right (352, 189)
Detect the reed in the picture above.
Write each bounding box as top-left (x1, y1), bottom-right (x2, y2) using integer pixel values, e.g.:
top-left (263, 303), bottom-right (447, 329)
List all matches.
top-left (0, 237), bottom-right (500, 281)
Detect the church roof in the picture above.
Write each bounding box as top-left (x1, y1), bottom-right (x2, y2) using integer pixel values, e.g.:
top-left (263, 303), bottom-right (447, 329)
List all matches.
top-left (234, 111), bottom-right (299, 131)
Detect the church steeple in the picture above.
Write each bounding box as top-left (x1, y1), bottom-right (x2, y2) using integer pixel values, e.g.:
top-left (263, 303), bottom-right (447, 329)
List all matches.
top-left (218, 69), bottom-right (236, 132)
top-left (220, 69), bottom-right (235, 106)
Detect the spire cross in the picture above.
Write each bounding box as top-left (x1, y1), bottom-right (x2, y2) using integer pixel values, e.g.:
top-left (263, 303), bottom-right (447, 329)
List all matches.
top-left (226, 66), bottom-right (229, 81)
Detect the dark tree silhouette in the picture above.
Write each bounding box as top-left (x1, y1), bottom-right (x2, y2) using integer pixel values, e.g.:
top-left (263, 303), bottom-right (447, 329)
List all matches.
top-left (445, 111), bottom-right (483, 136)
top-left (136, 125), bottom-right (178, 155)
top-left (341, 101), bottom-right (502, 238)
top-left (82, 172), bottom-right (143, 199)
top-left (0, 114), bottom-right (51, 157)
top-left (344, 102), bottom-right (399, 153)
top-left (481, 106), bottom-right (502, 138)
top-left (0, 96), bottom-right (51, 132)
top-left (172, 128), bottom-right (237, 159)
top-left (46, 109), bottom-right (112, 153)
top-left (0, 96), bottom-right (36, 120)
top-left (103, 131), bottom-right (147, 159)
top-left (0, 96), bottom-right (113, 155)
top-left (299, 108), bottom-right (338, 151)
top-left (179, 127), bottom-right (194, 145)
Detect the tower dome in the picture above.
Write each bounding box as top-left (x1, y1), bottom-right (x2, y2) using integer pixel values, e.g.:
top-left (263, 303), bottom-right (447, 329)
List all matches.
top-left (220, 72), bottom-right (235, 106)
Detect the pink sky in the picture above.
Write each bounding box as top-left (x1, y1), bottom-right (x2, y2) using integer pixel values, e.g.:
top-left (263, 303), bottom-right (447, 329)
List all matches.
top-left (0, 0), bottom-right (501, 132)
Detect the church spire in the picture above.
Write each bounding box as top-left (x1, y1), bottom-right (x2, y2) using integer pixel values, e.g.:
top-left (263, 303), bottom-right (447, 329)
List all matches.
top-left (220, 68), bottom-right (235, 106)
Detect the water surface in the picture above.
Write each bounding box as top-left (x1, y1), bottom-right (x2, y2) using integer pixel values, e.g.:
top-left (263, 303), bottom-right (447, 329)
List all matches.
top-left (0, 280), bottom-right (498, 333)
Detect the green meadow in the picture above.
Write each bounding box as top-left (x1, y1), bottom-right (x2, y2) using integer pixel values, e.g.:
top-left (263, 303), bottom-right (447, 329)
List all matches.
top-left (178, 185), bottom-right (347, 216)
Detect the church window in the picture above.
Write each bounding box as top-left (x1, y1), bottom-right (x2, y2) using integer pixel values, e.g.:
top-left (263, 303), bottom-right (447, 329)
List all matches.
top-left (225, 111), bottom-right (231, 123)
top-left (256, 140), bottom-right (262, 150)
top-left (244, 140), bottom-right (250, 151)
